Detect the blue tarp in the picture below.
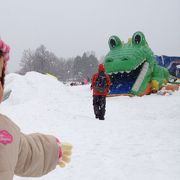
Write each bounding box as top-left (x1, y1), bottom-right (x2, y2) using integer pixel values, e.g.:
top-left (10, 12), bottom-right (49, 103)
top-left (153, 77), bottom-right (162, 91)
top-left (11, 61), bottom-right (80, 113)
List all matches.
top-left (155, 55), bottom-right (180, 78)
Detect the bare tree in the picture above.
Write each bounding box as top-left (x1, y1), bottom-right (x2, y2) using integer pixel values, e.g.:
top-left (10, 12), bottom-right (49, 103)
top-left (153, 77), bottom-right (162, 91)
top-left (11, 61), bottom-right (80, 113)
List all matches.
top-left (19, 45), bottom-right (63, 78)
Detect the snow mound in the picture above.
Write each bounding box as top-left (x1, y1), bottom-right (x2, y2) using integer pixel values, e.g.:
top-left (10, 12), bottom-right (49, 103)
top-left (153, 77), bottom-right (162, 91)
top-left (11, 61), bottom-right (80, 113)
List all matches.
top-left (3, 71), bottom-right (69, 105)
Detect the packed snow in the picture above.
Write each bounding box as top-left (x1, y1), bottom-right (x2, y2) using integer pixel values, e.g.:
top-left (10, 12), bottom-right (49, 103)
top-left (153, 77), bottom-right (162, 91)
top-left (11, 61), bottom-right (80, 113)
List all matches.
top-left (0, 71), bottom-right (180, 180)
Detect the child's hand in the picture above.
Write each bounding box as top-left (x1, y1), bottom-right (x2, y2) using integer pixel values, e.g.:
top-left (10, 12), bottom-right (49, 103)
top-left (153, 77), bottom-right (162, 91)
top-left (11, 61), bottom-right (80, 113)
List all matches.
top-left (58, 143), bottom-right (73, 168)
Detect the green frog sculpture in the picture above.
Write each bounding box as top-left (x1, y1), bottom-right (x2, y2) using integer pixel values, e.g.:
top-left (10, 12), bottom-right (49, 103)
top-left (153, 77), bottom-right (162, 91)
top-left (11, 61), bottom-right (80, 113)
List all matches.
top-left (104, 31), bottom-right (170, 96)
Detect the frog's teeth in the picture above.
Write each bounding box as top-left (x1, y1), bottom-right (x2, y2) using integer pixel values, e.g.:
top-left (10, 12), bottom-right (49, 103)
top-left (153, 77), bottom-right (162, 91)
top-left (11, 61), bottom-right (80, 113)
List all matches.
top-left (131, 62), bottom-right (149, 92)
top-left (110, 58), bottom-right (147, 75)
top-left (133, 65), bottom-right (139, 70)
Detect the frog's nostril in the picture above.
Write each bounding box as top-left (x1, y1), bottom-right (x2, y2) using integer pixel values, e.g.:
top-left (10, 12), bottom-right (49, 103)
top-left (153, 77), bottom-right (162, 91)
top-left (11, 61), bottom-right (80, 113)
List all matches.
top-left (106, 58), bottom-right (113, 63)
top-left (122, 58), bottom-right (128, 61)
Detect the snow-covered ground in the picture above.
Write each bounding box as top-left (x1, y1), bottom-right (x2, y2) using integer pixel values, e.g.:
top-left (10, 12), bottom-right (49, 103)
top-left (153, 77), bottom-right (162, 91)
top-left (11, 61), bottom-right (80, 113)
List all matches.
top-left (0, 72), bottom-right (180, 180)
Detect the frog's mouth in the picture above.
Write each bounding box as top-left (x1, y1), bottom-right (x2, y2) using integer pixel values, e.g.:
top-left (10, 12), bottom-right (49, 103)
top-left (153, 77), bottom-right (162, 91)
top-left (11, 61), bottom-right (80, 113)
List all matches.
top-left (108, 60), bottom-right (149, 94)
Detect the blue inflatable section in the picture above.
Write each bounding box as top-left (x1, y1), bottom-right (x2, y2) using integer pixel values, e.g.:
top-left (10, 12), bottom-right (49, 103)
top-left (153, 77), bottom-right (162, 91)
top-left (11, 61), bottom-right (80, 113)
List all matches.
top-left (109, 77), bottom-right (133, 94)
top-left (155, 55), bottom-right (180, 78)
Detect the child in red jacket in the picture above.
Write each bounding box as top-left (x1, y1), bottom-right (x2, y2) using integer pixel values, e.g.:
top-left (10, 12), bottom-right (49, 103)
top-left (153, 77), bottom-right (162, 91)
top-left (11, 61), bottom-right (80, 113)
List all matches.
top-left (0, 39), bottom-right (72, 180)
top-left (91, 64), bottom-right (111, 120)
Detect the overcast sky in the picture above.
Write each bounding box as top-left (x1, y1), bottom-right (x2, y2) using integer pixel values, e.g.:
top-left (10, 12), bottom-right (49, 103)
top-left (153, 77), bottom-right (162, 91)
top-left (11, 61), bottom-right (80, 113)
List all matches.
top-left (0, 0), bottom-right (180, 72)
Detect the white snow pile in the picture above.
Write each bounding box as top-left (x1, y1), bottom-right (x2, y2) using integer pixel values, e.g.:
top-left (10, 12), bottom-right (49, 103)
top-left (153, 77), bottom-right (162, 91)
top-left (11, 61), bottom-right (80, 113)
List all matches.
top-left (0, 71), bottom-right (180, 180)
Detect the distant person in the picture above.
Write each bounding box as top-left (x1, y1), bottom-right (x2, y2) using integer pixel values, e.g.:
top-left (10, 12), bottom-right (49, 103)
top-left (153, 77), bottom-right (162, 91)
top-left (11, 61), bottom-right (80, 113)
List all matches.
top-left (83, 78), bottom-right (88, 85)
top-left (0, 39), bottom-right (72, 180)
top-left (91, 64), bottom-right (111, 120)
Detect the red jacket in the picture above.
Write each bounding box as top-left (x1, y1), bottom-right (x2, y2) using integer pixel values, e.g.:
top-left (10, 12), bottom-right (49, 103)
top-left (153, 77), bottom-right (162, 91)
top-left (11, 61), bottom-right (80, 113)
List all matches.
top-left (91, 64), bottom-right (111, 96)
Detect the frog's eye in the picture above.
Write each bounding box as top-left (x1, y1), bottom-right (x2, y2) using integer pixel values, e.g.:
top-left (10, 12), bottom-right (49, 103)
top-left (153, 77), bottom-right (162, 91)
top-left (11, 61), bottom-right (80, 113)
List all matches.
top-left (135, 34), bottom-right (141, 44)
top-left (132, 32), bottom-right (146, 46)
top-left (108, 36), bottom-right (122, 50)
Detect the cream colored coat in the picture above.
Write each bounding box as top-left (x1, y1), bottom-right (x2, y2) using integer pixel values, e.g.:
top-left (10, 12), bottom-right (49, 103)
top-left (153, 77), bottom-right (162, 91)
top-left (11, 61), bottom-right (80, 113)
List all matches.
top-left (0, 113), bottom-right (59, 180)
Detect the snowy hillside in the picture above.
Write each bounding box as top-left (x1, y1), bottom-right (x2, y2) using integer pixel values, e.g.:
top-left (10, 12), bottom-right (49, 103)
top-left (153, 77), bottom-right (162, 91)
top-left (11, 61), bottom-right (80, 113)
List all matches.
top-left (0, 72), bottom-right (180, 180)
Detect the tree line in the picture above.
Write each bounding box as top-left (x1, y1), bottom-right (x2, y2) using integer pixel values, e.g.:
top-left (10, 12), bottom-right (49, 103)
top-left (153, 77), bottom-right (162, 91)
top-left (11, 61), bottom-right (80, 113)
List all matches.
top-left (18, 45), bottom-right (100, 82)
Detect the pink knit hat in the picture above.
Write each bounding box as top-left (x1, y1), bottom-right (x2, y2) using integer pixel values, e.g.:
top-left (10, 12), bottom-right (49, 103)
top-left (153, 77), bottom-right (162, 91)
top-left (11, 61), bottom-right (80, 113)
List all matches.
top-left (0, 39), bottom-right (10, 68)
